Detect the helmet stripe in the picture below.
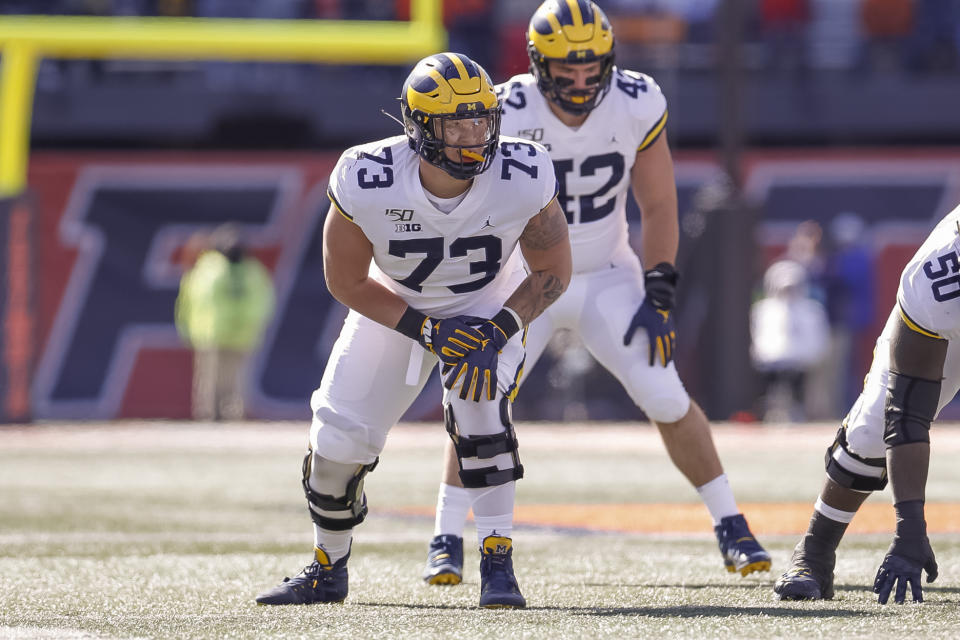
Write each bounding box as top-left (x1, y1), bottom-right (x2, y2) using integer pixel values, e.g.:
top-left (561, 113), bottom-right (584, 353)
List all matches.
top-left (555, 0), bottom-right (573, 26)
top-left (577, 0), bottom-right (595, 24)
top-left (444, 52), bottom-right (476, 82)
top-left (530, 13), bottom-right (552, 35)
top-left (556, 0), bottom-right (594, 27)
top-left (459, 53), bottom-right (482, 80)
top-left (409, 71), bottom-right (440, 95)
top-left (566, 0), bottom-right (584, 26)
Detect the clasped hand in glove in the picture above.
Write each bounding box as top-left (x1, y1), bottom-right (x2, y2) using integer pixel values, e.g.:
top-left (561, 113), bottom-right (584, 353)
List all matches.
top-left (624, 262), bottom-right (678, 367)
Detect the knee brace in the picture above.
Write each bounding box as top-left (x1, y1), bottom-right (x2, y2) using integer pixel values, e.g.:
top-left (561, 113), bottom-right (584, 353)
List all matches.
top-left (445, 397), bottom-right (524, 488)
top-left (883, 370), bottom-right (940, 447)
top-left (301, 450), bottom-right (378, 531)
top-left (824, 425), bottom-right (887, 492)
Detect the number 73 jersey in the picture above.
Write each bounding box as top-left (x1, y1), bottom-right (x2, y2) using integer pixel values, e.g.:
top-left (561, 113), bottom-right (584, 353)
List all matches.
top-left (899, 203), bottom-right (960, 340)
top-left (326, 135), bottom-right (558, 318)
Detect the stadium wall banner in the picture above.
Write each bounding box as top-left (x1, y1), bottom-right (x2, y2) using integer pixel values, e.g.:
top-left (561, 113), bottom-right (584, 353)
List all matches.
top-left (25, 150), bottom-right (960, 421)
top-left (0, 194), bottom-right (34, 423)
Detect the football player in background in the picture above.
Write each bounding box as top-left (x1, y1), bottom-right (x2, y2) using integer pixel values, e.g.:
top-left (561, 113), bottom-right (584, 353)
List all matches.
top-left (255, 52), bottom-right (571, 609)
top-left (422, 0), bottom-right (770, 586)
top-left (775, 204), bottom-right (960, 604)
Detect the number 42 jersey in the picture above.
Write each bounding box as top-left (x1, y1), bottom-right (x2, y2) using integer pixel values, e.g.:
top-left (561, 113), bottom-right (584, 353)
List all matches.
top-left (497, 68), bottom-right (668, 273)
top-left (326, 135), bottom-right (558, 319)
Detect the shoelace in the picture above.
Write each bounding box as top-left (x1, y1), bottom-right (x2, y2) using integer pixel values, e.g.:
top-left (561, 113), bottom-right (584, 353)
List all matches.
top-left (482, 555), bottom-right (516, 584)
top-left (284, 561), bottom-right (335, 585)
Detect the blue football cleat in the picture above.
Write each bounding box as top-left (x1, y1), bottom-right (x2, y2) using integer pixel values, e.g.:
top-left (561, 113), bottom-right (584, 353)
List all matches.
top-left (478, 535), bottom-right (526, 609)
top-left (423, 534), bottom-right (464, 586)
top-left (255, 548), bottom-right (349, 605)
top-left (774, 539), bottom-right (835, 600)
top-left (715, 514), bottom-right (772, 577)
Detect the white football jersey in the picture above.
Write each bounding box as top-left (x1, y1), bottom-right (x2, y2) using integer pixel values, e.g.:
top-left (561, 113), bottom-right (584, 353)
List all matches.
top-left (898, 204), bottom-right (960, 341)
top-left (496, 68), bottom-right (668, 273)
top-left (327, 135), bottom-right (558, 318)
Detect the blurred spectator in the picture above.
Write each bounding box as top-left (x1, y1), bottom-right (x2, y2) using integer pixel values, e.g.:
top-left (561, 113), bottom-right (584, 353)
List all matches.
top-left (175, 224), bottom-right (275, 421)
top-left (760, 0), bottom-right (810, 73)
top-left (311, 0), bottom-right (340, 19)
top-left (822, 212), bottom-right (874, 413)
top-left (178, 229), bottom-right (209, 272)
top-left (195, 0), bottom-right (310, 91)
top-left (676, 0), bottom-right (720, 44)
top-left (444, 0), bottom-right (497, 73)
top-left (392, 0), bottom-right (498, 72)
top-left (858, 0), bottom-right (913, 72)
top-left (904, 0), bottom-right (958, 73)
top-left (784, 219), bottom-right (826, 303)
top-left (750, 259), bottom-right (830, 422)
top-left (807, 0), bottom-right (861, 70)
top-left (344, 0), bottom-right (394, 19)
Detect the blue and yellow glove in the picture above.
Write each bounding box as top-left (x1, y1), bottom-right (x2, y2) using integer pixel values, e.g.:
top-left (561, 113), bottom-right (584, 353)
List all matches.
top-left (395, 307), bottom-right (484, 367)
top-left (873, 500), bottom-right (938, 604)
top-left (623, 262), bottom-right (678, 367)
top-left (443, 309), bottom-right (520, 402)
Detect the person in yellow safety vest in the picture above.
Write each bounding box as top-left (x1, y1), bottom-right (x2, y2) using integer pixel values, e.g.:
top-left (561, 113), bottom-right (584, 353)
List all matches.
top-left (175, 224), bottom-right (275, 421)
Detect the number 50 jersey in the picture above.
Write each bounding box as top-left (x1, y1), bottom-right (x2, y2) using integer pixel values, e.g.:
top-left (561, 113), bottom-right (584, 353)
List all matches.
top-left (497, 68), bottom-right (667, 273)
top-left (326, 135), bottom-right (558, 319)
top-left (898, 203), bottom-right (960, 340)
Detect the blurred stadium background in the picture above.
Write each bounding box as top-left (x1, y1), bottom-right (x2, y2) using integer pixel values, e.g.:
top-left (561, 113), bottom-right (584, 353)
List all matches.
top-left (1, 0), bottom-right (959, 426)
top-left (5, 2), bottom-right (960, 636)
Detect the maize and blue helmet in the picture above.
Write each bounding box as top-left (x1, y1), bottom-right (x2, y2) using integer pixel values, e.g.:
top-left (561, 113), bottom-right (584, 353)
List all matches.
top-left (401, 52), bottom-right (502, 180)
top-left (527, 0), bottom-right (615, 115)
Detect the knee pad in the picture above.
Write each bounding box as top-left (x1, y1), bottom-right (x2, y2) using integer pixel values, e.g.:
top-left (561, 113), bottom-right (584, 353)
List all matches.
top-left (642, 394), bottom-right (691, 424)
top-left (625, 365), bottom-right (690, 422)
top-left (301, 450), bottom-right (378, 531)
top-left (883, 370), bottom-right (940, 448)
top-left (824, 425), bottom-right (887, 492)
top-left (444, 397), bottom-right (524, 488)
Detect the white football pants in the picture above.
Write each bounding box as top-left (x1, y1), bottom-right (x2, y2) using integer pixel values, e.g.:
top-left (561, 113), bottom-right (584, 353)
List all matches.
top-left (309, 310), bottom-right (525, 465)
top-left (833, 307), bottom-right (960, 479)
top-left (522, 251), bottom-right (691, 423)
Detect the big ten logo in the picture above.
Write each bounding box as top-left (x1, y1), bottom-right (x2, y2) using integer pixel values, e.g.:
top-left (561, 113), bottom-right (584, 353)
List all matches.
top-left (395, 223), bottom-right (422, 232)
top-left (32, 161), bottom-right (343, 419)
top-left (385, 208), bottom-right (414, 222)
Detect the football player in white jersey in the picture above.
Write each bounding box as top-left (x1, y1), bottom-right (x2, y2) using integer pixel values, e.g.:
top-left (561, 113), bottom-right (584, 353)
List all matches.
top-left (254, 52), bottom-right (572, 609)
top-left (422, 0), bottom-right (770, 586)
top-left (775, 205), bottom-right (960, 604)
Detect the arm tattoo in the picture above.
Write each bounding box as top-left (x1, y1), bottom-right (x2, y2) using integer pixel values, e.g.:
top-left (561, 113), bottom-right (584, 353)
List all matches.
top-left (505, 272), bottom-right (566, 326)
top-left (520, 203), bottom-right (568, 252)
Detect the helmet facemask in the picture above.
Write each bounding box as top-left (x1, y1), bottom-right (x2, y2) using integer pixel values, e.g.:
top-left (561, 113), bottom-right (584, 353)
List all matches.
top-left (528, 44), bottom-right (615, 116)
top-left (404, 106), bottom-right (501, 180)
top-left (400, 52), bottom-right (503, 180)
top-left (526, 0), bottom-right (616, 116)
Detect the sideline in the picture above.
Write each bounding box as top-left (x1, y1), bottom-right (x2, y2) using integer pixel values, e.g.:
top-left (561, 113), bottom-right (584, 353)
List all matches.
top-left (388, 502), bottom-right (960, 535)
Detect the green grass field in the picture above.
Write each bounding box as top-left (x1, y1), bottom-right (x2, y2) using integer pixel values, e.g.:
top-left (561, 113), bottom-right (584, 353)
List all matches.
top-left (3, 422), bottom-right (960, 639)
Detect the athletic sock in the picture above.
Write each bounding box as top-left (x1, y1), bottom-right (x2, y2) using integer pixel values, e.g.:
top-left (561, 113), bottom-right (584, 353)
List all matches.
top-left (807, 500), bottom-right (853, 551)
top-left (814, 497), bottom-right (857, 524)
top-left (695, 473), bottom-right (740, 525)
top-left (433, 482), bottom-right (473, 538)
top-left (469, 481), bottom-right (515, 546)
top-left (313, 527), bottom-right (352, 564)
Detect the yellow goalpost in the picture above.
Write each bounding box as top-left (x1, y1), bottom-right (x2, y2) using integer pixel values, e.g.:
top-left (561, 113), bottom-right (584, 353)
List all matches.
top-left (0, 0), bottom-right (447, 197)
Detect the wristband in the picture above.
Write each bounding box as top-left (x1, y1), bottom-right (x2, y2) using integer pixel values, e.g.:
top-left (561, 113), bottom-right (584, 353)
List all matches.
top-left (490, 307), bottom-right (522, 340)
top-left (395, 306), bottom-right (429, 342)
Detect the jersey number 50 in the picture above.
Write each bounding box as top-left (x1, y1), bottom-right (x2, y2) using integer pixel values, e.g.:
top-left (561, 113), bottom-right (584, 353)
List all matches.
top-left (923, 250), bottom-right (960, 302)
